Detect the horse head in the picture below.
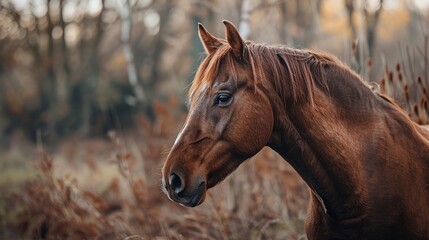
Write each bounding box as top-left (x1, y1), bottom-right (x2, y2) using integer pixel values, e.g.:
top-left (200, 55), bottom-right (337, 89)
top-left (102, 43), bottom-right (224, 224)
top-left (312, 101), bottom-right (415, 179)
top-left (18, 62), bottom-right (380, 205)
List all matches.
top-left (161, 21), bottom-right (274, 207)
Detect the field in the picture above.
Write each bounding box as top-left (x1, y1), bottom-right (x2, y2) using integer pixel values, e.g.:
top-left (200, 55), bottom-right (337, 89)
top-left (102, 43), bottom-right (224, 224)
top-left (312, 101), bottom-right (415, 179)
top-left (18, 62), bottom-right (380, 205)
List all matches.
top-left (1, 0), bottom-right (428, 239)
top-left (0, 100), bottom-right (309, 239)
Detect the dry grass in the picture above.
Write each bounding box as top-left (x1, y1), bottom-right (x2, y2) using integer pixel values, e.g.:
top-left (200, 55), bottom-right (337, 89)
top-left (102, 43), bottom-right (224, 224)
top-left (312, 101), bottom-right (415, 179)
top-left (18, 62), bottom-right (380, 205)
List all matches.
top-left (378, 36), bottom-right (429, 124)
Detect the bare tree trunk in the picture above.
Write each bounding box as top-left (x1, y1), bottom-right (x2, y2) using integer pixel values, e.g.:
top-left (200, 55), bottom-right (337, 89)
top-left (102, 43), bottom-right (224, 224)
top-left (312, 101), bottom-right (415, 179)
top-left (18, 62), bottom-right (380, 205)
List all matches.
top-left (344, 0), bottom-right (356, 40)
top-left (309, 0), bottom-right (322, 48)
top-left (279, 0), bottom-right (288, 42)
top-left (80, 0), bottom-right (105, 135)
top-left (188, 1), bottom-right (213, 84)
top-left (344, 0), bottom-right (363, 74)
top-left (364, 0), bottom-right (384, 60)
top-left (149, 0), bottom-right (173, 88)
top-left (239, 0), bottom-right (251, 39)
top-left (59, 0), bottom-right (71, 86)
top-left (29, 0), bottom-right (42, 70)
top-left (119, 0), bottom-right (145, 103)
top-left (46, 0), bottom-right (58, 141)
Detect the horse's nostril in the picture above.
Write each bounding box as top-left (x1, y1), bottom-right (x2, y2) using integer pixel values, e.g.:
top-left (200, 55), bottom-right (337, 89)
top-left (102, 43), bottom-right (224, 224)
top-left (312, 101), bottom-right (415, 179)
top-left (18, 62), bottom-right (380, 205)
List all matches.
top-left (169, 173), bottom-right (184, 194)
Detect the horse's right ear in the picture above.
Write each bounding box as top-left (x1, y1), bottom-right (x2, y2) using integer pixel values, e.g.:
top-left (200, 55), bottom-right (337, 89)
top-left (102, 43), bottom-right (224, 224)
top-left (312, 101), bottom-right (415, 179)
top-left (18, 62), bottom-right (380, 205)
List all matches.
top-left (198, 23), bottom-right (222, 54)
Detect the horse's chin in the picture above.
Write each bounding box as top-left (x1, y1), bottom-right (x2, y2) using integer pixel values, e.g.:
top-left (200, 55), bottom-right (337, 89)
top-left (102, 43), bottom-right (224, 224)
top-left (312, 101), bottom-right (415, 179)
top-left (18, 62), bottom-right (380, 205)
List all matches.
top-left (184, 190), bottom-right (206, 207)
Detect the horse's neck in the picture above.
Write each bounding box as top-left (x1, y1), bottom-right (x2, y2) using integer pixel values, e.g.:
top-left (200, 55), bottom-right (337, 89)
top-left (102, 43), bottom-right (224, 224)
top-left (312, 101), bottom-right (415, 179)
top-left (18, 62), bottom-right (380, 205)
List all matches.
top-left (269, 105), bottom-right (370, 223)
top-left (268, 115), bottom-right (348, 219)
top-left (268, 65), bottom-right (380, 222)
top-left (270, 62), bottom-right (429, 225)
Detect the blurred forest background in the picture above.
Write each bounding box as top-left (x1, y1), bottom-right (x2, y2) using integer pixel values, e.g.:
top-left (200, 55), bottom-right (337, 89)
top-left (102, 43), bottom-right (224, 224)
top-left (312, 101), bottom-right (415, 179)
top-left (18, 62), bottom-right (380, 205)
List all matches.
top-left (1, 0), bottom-right (429, 239)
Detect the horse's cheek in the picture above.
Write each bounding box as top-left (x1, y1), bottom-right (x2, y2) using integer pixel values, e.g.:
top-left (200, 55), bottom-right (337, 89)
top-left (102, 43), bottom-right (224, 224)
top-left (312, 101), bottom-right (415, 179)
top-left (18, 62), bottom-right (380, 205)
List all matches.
top-left (250, 100), bottom-right (273, 147)
top-left (230, 97), bottom-right (273, 155)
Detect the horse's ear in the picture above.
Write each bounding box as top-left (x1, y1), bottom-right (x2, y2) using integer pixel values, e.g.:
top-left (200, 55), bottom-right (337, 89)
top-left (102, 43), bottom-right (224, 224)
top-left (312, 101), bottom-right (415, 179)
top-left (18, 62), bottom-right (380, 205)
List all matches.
top-left (198, 23), bottom-right (222, 54)
top-left (223, 20), bottom-right (244, 59)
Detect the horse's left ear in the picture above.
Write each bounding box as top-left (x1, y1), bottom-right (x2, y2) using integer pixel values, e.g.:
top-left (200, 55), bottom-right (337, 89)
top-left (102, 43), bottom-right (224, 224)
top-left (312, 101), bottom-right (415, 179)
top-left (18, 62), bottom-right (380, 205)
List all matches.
top-left (223, 20), bottom-right (244, 59)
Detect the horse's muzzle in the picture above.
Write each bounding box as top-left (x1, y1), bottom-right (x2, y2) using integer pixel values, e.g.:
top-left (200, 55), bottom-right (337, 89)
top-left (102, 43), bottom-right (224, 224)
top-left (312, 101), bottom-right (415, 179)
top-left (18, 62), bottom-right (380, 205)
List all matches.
top-left (162, 174), bottom-right (206, 207)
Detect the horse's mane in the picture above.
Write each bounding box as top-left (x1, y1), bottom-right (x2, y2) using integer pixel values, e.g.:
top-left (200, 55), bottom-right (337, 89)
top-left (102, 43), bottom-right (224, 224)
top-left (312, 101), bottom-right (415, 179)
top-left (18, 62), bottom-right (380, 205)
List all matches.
top-left (189, 41), bottom-right (403, 111)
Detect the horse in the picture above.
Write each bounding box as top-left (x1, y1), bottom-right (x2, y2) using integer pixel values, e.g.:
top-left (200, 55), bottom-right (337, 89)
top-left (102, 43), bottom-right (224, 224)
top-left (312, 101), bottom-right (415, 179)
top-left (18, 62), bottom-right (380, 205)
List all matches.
top-left (161, 20), bottom-right (429, 239)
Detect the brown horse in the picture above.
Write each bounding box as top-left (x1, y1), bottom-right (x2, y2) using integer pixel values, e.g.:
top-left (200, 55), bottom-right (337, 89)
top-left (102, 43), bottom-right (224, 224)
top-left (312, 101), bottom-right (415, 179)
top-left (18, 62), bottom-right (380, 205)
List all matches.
top-left (161, 20), bottom-right (429, 239)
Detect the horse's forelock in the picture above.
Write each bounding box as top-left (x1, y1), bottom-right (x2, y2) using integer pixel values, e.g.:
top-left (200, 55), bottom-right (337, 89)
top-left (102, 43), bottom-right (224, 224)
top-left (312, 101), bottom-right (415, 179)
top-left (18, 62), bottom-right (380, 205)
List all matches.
top-left (188, 45), bottom-right (241, 105)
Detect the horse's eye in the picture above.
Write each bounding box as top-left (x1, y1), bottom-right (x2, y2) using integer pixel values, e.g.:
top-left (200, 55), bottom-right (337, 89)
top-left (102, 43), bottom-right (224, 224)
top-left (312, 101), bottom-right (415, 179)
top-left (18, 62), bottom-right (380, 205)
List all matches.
top-left (215, 93), bottom-right (233, 107)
